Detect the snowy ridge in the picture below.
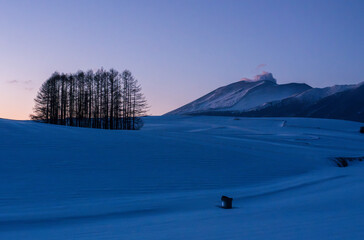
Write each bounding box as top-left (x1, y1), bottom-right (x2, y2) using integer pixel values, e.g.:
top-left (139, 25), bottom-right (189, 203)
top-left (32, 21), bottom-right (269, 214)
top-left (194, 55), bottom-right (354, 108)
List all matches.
top-left (226, 81), bottom-right (310, 111)
top-left (168, 81), bottom-right (265, 114)
top-left (167, 73), bottom-right (364, 122)
top-left (241, 81), bottom-right (364, 122)
top-left (294, 84), bottom-right (357, 103)
top-left (167, 72), bottom-right (311, 115)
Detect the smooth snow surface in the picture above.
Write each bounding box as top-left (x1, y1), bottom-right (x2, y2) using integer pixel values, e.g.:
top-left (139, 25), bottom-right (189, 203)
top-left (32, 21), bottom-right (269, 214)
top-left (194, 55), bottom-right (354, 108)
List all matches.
top-left (0, 116), bottom-right (363, 239)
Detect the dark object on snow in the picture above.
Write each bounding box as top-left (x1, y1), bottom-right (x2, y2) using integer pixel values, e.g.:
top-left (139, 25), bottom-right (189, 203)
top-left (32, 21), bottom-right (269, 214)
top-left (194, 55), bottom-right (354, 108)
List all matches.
top-left (360, 127), bottom-right (364, 133)
top-left (333, 157), bottom-right (364, 167)
top-left (221, 196), bottom-right (233, 209)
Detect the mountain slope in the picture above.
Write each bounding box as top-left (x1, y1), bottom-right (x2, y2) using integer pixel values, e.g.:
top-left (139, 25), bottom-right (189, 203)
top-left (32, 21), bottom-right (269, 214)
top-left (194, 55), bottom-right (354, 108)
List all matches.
top-left (241, 84), bottom-right (360, 116)
top-left (167, 73), bottom-right (311, 115)
top-left (210, 82), bottom-right (364, 122)
top-left (226, 81), bottom-right (311, 111)
top-left (167, 72), bottom-right (363, 122)
top-left (303, 83), bottom-right (364, 122)
top-left (167, 80), bottom-right (266, 115)
top-left (294, 84), bottom-right (356, 103)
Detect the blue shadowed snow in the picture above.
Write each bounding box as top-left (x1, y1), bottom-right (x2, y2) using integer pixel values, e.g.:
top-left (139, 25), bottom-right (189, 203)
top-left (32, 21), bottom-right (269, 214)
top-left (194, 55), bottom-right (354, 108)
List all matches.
top-left (0, 116), bottom-right (363, 239)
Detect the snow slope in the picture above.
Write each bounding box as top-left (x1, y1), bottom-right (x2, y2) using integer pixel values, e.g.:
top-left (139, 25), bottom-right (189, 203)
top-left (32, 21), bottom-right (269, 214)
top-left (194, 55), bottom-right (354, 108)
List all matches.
top-left (294, 84), bottom-right (357, 103)
top-left (0, 116), bottom-right (363, 239)
top-left (226, 81), bottom-right (310, 111)
top-left (236, 82), bottom-right (364, 122)
top-left (166, 73), bottom-right (363, 122)
top-left (166, 73), bottom-right (311, 115)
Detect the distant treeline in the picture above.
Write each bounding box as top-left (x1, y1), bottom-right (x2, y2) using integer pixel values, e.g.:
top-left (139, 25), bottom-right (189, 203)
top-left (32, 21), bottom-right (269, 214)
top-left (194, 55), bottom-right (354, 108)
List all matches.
top-left (31, 69), bottom-right (148, 130)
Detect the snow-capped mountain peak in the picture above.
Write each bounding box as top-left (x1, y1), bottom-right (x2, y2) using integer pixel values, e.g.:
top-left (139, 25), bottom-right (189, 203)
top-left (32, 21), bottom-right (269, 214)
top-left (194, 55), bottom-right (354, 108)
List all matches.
top-left (166, 73), bottom-right (311, 115)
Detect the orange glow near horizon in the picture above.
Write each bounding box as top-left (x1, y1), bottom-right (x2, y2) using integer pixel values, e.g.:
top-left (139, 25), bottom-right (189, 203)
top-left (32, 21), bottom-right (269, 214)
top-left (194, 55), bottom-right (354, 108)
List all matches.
top-left (0, 79), bottom-right (169, 120)
top-left (0, 85), bottom-right (35, 120)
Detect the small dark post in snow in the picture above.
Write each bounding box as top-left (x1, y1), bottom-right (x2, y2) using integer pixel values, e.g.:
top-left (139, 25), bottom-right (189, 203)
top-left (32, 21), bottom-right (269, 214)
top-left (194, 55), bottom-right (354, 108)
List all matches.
top-left (360, 127), bottom-right (364, 134)
top-left (221, 196), bottom-right (233, 209)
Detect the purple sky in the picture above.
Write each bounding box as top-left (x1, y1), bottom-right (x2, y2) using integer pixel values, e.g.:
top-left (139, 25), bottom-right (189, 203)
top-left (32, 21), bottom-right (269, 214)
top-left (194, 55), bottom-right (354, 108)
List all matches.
top-left (0, 0), bottom-right (363, 119)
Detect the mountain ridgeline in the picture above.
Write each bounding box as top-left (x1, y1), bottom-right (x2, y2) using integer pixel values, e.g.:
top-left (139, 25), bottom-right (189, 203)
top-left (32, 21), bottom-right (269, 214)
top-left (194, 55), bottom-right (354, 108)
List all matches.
top-left (166, 73), bottom-right (364, 123)
top-left (32, 69), bottom-right (148, 130)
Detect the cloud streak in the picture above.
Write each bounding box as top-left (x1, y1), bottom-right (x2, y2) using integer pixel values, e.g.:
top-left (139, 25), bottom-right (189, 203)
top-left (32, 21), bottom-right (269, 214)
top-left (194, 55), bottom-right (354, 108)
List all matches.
top-left (7, 80), bottom-right (19, 84)
top-left (256, 64), bottom-right (267, 70)
top-left (7, 80), bottom-right (33, 85)
top-left (6, 79), bottom-right (34, 91)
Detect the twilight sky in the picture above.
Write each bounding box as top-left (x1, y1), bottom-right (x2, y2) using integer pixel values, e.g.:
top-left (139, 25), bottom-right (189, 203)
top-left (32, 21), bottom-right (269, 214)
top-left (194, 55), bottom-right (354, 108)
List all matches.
top-left (0, 0), bottom-right (363, 119)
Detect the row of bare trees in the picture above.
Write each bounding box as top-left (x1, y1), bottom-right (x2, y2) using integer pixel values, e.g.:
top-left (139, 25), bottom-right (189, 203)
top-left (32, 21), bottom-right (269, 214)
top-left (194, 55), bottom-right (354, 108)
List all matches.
top-left (31, 69), bottom-right (148, 130)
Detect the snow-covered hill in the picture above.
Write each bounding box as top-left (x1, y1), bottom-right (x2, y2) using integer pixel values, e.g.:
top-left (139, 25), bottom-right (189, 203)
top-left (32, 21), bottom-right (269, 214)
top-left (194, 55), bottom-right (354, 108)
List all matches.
top-left (294, 84), bottom-right (357, 103)
top-left (0, 116), bottom-right (363, 239)
top-left (234, 82), bottom-right (364, 122)
top-left (166, 73), bottom-right (311, 115)
top-left (167, 73), bottom-right (364, 122)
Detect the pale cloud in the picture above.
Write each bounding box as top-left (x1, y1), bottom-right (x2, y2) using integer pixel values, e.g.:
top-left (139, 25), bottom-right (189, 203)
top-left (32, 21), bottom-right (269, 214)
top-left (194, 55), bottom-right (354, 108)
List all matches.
top-left (7, 79), bottom-right (32, 85)
top-left (256, 64), bottom-right (267, 70)
top-left (6, 79), bottom-right (34, 91)
top-left (241, 71), bottom-right (276, 83)
top-left (7, 80), bottom-right (19, 84)
top-left (23, 80), bottom-right (32, 84)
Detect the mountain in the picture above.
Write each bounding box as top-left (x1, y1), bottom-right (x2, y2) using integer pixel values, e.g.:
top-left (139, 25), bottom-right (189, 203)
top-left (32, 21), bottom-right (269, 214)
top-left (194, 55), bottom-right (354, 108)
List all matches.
top-left (232, 82), bottom-right (364, 122)
top-left (167, 73), bottom-right (311, 115)
top-left (167, 72), bottom-right (364, 122)
top-left (294, 84), bottom-right (357, 103)
top-left (243, 84), bottom-right (359, 115)
top-left (303, 83), bottom-right (364, 122)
